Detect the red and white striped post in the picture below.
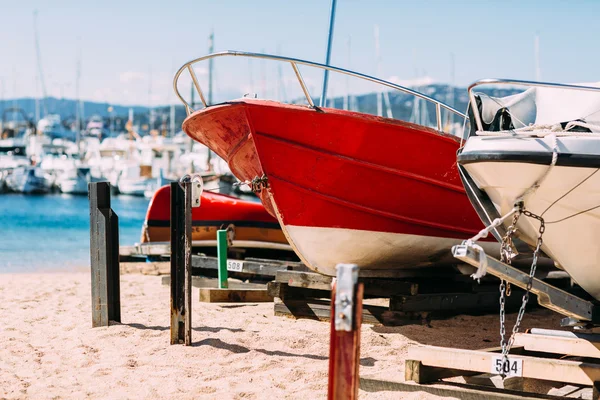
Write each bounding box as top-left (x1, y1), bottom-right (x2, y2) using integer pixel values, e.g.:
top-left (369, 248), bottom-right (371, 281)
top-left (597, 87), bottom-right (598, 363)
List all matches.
top-left (328, 264), bottom-right (363, 400)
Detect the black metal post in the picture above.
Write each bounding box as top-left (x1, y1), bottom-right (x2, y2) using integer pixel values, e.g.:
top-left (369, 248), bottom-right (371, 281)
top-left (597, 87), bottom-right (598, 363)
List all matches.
top-left (170, 181), bottom-right (192, 345)
top-left (89, 182), bottom-right (121, 327)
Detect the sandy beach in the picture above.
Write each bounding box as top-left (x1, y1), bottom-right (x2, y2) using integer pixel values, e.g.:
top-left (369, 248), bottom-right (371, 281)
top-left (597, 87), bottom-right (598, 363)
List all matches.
top-left (0, 271), bottom-right (563, 399)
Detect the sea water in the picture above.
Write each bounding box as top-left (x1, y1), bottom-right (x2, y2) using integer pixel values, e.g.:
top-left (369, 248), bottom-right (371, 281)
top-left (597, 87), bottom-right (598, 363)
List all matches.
top-left (0, 193), bottom-right (149, 271)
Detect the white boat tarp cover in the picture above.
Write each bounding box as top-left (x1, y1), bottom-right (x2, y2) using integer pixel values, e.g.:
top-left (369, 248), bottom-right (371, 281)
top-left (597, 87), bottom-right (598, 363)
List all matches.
top-left (476, 83), bottom-right (600, 133)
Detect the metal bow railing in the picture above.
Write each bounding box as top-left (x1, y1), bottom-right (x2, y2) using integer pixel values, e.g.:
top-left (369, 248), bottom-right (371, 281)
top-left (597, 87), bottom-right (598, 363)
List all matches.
top-left (173, 50), bottom-right (465, 132)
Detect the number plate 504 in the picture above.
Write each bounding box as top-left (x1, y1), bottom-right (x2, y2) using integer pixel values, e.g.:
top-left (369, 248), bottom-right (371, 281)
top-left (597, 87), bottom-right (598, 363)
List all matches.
top-left (491, 356), bottom-right (523, 377)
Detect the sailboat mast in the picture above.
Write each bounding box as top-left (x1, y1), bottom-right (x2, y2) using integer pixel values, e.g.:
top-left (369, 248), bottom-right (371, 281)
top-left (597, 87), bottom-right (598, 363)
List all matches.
top-left (75, 42), bottom-right (82, 148)
top-left (320, 0), bottom-right (337, 107)
top-left (445, 53), bottom-right (455, 129)
top-left (534, 33), bottom-right (541, 81)
top-left (208, 30), bottom-right (214, 105)
top-left (33, 10), bottom-right (48, 117)
top-left (148, 67), bottom-right (152, 133)
top-left (206, 31), bottom-right (214, 170)
top-left (374, 25), bottom-right (383, 117)
top-left (343, 36), bottom-right (350, 111)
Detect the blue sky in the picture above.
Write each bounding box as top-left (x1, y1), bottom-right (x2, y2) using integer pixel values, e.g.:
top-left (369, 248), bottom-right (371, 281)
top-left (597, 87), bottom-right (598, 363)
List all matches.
top-left (1, 0), bottom-right (599, 106)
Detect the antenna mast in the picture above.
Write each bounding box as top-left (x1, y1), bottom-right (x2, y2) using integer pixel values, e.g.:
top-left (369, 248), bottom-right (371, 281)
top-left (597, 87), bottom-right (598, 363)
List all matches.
top-left (534, 33), bottom-right (541, 81)
top-left (207, 31), bottom-right (215, 170)
top-left (208, 30), bottom-right (214, 104)
top-left (33, 10), bottom-right (48, 117)
top-left (75, 41), bottom-right (82, 146)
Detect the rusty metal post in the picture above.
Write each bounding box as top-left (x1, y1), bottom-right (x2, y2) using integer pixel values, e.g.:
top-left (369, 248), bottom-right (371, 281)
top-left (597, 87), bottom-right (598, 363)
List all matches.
top-left (328, 264), bottom-right (363, 400)
top-left (89, 181), bottom-right (121, 327)
top-left (170, 181), bottom-right (192, 345)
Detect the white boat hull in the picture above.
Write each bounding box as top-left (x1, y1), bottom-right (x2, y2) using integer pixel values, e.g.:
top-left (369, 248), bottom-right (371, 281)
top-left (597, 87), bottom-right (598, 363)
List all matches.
top-left (5, 168), bottom-right (50, 194)
top-left (282, 224), bottom-right (500, 276)
top-left (59, 178), bottom-right (89, 195)
top-left (463, 156), bottom-right (600, 299)
top-left (118, 179), bottom-right (152, 196)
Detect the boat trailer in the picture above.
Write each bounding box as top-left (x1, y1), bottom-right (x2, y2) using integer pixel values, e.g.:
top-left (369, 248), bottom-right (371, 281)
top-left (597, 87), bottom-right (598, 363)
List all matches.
top-left (452, 243), bottom-right (600, 328)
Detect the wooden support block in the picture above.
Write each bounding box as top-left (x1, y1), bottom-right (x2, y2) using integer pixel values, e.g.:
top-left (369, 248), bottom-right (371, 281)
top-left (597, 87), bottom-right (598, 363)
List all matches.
top-left (199, 288), bottom-right (272, 303)
top-left (267, 281), bottom-right (330, 300)
top-left (89, 182), bottom-right (121, 328)
top-left (408, 345), bottom-right (600, 386)
top-left (405, 360), bottom-right (476, 384)
top-left (276, 270), bottom-right (332, 290)
top-left (274, 297), bottom-right (425, 326)
top-left (275, 270), bottom-right (419, 297)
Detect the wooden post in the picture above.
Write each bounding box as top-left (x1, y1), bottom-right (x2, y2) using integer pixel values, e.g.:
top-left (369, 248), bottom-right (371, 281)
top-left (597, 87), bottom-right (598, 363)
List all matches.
top-left (328, 264), bottom-right (363, 400)
top-left (170, 181), bottom-right (192, 345)
top-left (89, 182), bottom-right (121, 327)
top-left (217, 229), bottom-right (228, 289)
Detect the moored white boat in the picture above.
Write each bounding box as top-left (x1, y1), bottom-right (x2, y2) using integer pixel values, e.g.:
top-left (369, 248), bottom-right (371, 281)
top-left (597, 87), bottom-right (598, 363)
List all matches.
top-left (458, 79), bottom-right (600, 300)
top-left (117, 164), bottom-right (154, 196)
top-left (57, 166), bottom-right (95, 195)
top-left (5, 166), bottom-right (51, 194)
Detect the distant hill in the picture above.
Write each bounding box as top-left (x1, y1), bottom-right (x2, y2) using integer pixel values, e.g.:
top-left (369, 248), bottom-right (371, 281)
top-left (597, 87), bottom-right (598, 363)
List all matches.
top-left (0, 97), bottom-right (189, 133)
top-left (0, 85), bottom-right (522, 132)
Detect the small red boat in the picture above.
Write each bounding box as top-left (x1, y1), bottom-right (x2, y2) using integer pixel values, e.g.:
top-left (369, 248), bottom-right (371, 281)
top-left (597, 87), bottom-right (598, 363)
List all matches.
top-left (175, 52), bottom-right (495, 276)
top-left (141, 185), bottom-right (288, 249)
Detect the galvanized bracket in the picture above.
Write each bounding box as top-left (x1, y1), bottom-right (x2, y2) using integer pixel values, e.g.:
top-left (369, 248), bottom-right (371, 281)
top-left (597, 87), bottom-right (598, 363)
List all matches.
top-left (191, 178), bottom-right (203, 208)
top-left (180, 174), bottom-right (203, 208)
top-left (334, 263), bottom-right (359, 332)
top-left (453, 243), bottom-right (597, 324)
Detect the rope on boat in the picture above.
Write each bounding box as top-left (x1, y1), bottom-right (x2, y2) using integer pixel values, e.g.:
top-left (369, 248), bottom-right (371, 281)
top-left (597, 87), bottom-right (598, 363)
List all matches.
top-left (475, 121), bottom-right (600, 137)
top-left (463, 205), bottom-right (520, 281)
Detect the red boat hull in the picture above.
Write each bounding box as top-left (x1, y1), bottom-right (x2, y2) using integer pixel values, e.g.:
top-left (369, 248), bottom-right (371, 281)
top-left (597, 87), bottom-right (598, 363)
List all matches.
top-left (183, 100), bottom-right (492, 275)
top-left (141, 185), bottom-right (287, 246)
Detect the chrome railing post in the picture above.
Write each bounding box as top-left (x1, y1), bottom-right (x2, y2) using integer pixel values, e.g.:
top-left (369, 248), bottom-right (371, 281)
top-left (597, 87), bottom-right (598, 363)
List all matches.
top-left (188, 65), bottom-right (208, 108)
top-left (436, 103), bottom-right (442, 131)
top-left (290, 62), bottom-right (315, 107)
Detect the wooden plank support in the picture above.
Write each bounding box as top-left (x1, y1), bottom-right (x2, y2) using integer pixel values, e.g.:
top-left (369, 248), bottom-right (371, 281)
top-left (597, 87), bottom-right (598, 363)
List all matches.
top-left (513, 331), bottom-right (600, 359)
top-left (170, 181), bottom-right (192, 345)
top-left (199, 288), bottom-right (272, 303)
top-left (273, 297), bottom-right (426, 326)
top-left (328, 264), bottom-right (363, 400)
top-left (192, 255), bottom-right (307, 278)
top-left (360, 377), bottom-right (549, 400)
top-left (407, 345), bottom-right (600, 386)
top-left (89, 181), bottom-right (121, 327)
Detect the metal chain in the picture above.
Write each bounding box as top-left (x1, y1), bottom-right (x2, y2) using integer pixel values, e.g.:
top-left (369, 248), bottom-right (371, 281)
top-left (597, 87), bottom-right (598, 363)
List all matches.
top-left (498, 207), bottom-right (546, 373)
top-left (498, 209), bottom-right (521, 357)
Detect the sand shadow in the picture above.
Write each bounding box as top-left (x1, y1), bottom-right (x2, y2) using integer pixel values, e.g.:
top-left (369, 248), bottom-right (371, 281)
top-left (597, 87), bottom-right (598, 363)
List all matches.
top-left (123, 322), bottom-right (245, 333)
top-left (192, 338), bottom-right (329, 361)
top-left (368, 308), bottom-right (563, 349)
top-left (219, 304), bottom-right (259, 309)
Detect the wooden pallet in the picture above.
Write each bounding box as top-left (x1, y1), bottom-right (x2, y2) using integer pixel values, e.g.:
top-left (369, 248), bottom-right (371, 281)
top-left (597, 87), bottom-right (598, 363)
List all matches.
top-left (268, 269), bottom-right (527, 326)
top-left (403, 330), bottom-right (600, 399)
